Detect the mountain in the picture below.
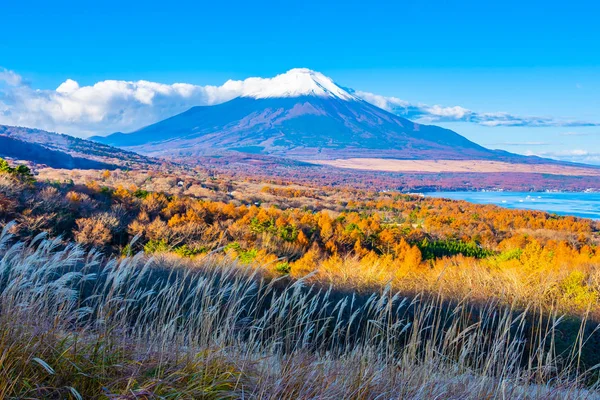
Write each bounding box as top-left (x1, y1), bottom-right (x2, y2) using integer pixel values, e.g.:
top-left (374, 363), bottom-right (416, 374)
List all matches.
top-left (0, 135), bottom-right (117, 170)
top-left (0, 125), bottom-right (158, 168)
top-left (92, 69), bottom-right (557, 164)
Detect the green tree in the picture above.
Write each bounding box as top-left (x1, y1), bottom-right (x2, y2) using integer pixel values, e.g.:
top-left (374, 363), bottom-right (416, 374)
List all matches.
top-left (14, 165), bottom-right (34, 182)
top-left (0, 158), bottom-right (13, 174)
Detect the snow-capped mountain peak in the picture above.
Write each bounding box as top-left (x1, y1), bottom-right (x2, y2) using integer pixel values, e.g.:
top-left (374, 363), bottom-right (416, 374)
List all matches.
top-left (221, 68), bottom-right (357, 100)
top-left (97, 67), bottom-right (506, 163)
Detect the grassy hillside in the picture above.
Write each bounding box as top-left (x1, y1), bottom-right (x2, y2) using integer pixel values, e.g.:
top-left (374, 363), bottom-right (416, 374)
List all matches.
top-left (1, 228), bottom-right (600, 398)
top-left (1, 229), bottom-right (599, 399)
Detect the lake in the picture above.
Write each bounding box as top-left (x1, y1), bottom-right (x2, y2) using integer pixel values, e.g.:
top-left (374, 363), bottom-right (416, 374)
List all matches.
top-left (423, 191), bottom-right (600, 220)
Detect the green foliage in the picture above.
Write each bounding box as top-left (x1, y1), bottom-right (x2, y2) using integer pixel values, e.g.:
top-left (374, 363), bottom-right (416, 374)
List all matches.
top-left (174, 244), bottom-right (207, 258)
top-left (409, 209), bottom-right (419, 223)
top-left (278, 225), bottom-right (298, 242)
top-left (275, 261), bottom-right (291, 274)
top-left (418, 238), bottom-right (494, 260)
top-left (0, 158), bottom-right (12, 173)
top-left (121, 244), bottom-right (133, 257)
top-left (133, 189), bottom-right (150, 199)
top-left (224, 242), bottom-right (242, 252)
top-left (0, 158), bottom-right (34, 183)
top-left (249, 218), bottom-right (299, 243)
top-left (238, 249), bottom-right (258, 264)
top-left (224, 242), bottom-right (257, 264)
top-left (144, 239), bottom-right (169, 254)
top-left (345, 223), bottom-right (360, 233)
top-left (249, 217), bottom-right (275, 234)
top-left (15, 164), bottom-right (31, 176)
top-left (497, 248), bottom-right (523, 262)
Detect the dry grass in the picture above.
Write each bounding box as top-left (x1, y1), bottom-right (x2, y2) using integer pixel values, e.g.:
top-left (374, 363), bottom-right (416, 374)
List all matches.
top-left (1, 224), bottom-right (600, 399)
top-left (308, 158), bottom-right (600, 176)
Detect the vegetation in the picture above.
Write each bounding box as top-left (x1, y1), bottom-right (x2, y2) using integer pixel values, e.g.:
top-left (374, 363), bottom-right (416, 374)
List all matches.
top-left (417, 238), bottom-right (494, 260)
top-left (2, 158), bottom-right (600, 398)
top-left (198, 153), bottom-right (600, 192)
top-left (0, 157), bottom-right (33, 182)
top-left (0, 228), bottom-right (599, 399)
top-left (2, 162), bottom-right (600, 316)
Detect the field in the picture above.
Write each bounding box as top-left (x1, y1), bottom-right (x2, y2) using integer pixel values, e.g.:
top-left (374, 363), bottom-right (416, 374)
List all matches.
top-left (2, 158), bottom-right (600, 398)
top-left (307, 158), bottom-right (600, 176)
top-left (194, 154), bottom-right (600, 192)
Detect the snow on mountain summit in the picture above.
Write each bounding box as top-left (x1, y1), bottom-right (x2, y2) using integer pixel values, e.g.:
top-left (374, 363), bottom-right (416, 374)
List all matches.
top-left (221, 68), bottom-right (357, 100)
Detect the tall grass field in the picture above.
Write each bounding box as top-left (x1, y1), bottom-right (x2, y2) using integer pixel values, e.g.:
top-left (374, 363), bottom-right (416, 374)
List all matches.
top-left (1, 223), bottom-right (599, 399)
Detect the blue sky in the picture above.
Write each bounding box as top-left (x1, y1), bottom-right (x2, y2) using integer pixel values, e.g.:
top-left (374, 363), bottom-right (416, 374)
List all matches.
top-left (1, 0), bottom-right (599, 162)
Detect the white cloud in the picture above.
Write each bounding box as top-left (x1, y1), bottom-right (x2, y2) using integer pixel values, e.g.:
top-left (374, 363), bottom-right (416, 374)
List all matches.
top-left (525, 149), bottom-right (600, 165)
top-left (1, 67), bottom-right (599, 138)
top-left (487, 142), bottom-right (550, 146)
top-left (353, 91), bottom-right (409, 110)
top-left (423, 105), bottom-right (471, 119)
top-left (0, 68), bottom-right (357, 137)
top-left (355, 90), bottom-right (600, 129)
top-left (0, 69), bottom-right (268, 137)
top-left (0, 68), bottom-right (23, 86)
top-left (560, 131), bottom-right (596, 136)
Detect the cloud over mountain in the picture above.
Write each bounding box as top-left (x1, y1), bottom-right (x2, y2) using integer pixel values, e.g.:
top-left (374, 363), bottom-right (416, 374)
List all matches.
top-left (0, 68), bottom-right (243, 136)
top-left (526, 149), bottom-right (600, 164)
top-left (0, 67), bottom-right (598, 138)
top-left (354, 90), bottom-right (600, 128)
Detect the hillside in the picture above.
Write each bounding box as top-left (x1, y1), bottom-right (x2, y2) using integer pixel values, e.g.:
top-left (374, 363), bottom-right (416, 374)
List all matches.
top-left (0, 124), bottom-right (158, 168)
top-left (0, 135), bottom-right (116, 170)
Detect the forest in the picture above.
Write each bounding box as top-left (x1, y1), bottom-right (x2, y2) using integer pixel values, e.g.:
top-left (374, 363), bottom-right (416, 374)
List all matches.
top-left (2, 159), bottom-right (598, 315)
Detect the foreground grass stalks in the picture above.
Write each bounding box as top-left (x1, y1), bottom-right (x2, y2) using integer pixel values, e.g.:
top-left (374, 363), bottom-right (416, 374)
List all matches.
top-left (0, 225), bottom-right (599, 399)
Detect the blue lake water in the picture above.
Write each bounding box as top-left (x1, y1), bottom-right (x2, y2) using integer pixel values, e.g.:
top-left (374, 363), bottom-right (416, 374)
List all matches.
top-left (423, 192), bottom-right (600, 220)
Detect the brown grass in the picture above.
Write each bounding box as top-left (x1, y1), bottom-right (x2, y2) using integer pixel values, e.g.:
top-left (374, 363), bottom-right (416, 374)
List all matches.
top-left (307, 158), bottom-right (600, 176)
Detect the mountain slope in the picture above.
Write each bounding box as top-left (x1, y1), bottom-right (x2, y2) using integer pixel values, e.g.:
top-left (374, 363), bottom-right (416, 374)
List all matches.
top-left (0, 125), bottom-right (158, 168)
top-left (99, 96), bottom-right (503, 160)
top-left (91, 69), bottom-right (562, 164)
top-left (0, 135), bottom-right (117, 170)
